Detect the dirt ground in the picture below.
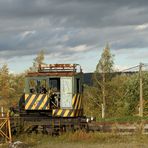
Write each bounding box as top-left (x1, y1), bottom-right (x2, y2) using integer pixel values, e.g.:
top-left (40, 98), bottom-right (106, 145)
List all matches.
top-left (34, 143), bottom-right (148, 148)
top-left (1, 143), bottom-right (148, 148)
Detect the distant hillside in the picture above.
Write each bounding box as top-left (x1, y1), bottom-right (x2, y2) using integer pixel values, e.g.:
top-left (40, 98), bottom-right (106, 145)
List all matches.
top-left (83, 73), bottom-right (93, 86)
top-left (83, 72), bottom-right (137, 86)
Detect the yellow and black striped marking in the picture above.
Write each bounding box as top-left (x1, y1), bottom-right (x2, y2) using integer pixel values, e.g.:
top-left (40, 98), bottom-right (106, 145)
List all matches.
top-left (25, 94), bottom-right (49, 110)
top-left (52, 109), bottom-right (83, 117)
top-left (72, 94), bottom-right (82, 110)
top-left (52, 93), bottom-right (83, 117)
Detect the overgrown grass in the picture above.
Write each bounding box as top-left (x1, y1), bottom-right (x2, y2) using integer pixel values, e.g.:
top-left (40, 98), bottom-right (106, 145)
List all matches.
top-left (1, 131), bottom-right (148, 148)
top-left (9, 131), bottom-right (148, 147)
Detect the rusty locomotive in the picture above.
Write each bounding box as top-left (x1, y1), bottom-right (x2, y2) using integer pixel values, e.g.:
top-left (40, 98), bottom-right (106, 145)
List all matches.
top-left (13, 64), bottom-right (91, 134)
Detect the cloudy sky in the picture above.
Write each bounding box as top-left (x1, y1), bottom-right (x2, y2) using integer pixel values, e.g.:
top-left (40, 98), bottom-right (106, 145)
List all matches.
top-left (0, 0), bottom-right (148, 73)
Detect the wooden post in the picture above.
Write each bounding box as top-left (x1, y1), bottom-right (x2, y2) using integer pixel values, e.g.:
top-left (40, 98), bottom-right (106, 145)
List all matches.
top-left (1, 106), bottom-right (4, 117)
top-left (101, 103), bottom-right (105, 118)
top-left (7, 112), bottom-right (12, 143)
top-left (139, 63), bottom-right (143, 117)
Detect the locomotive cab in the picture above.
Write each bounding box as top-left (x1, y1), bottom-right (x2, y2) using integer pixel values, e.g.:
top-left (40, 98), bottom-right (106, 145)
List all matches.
top-left (21, 64), bottom-right (83, 117)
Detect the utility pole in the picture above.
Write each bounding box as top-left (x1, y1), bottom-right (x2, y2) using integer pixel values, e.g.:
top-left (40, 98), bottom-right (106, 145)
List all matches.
top-left (139, 63), bottom-right (143, 117)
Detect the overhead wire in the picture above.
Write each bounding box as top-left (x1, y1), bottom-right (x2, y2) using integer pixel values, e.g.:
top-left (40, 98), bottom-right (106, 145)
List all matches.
top-left (119, 63), bottom-right (148, 73)
top-left (119, 65), bottom-right (139, 72)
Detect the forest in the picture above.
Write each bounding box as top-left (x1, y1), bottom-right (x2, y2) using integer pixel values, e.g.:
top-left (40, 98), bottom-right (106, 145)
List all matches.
top-left (0, 47), bottom-right (148, 120)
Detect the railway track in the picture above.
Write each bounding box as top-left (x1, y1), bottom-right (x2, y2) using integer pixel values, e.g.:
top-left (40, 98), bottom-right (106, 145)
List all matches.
top-left (1, 115), bottom-right (148, 143)
top-left (9, 116), bottom-right (148, 135)
top-left (88, 121), bottom-right (148, 134)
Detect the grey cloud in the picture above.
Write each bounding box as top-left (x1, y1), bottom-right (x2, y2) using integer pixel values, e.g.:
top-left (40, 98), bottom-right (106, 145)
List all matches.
top-left (1, 0), bottom-right (148, 27)
top-left (0, 0), bottom-right (148, 61)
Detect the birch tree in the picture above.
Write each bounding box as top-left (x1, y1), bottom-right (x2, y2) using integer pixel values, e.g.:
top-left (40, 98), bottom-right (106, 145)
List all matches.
top-left (95, 44), bottom-right (114, 118)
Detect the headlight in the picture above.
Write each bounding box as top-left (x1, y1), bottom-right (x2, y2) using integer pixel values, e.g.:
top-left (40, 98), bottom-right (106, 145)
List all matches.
top-left (86, 118), bottom-right (90, 123)
top-left (91, 117), bottom-right (94, 121)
